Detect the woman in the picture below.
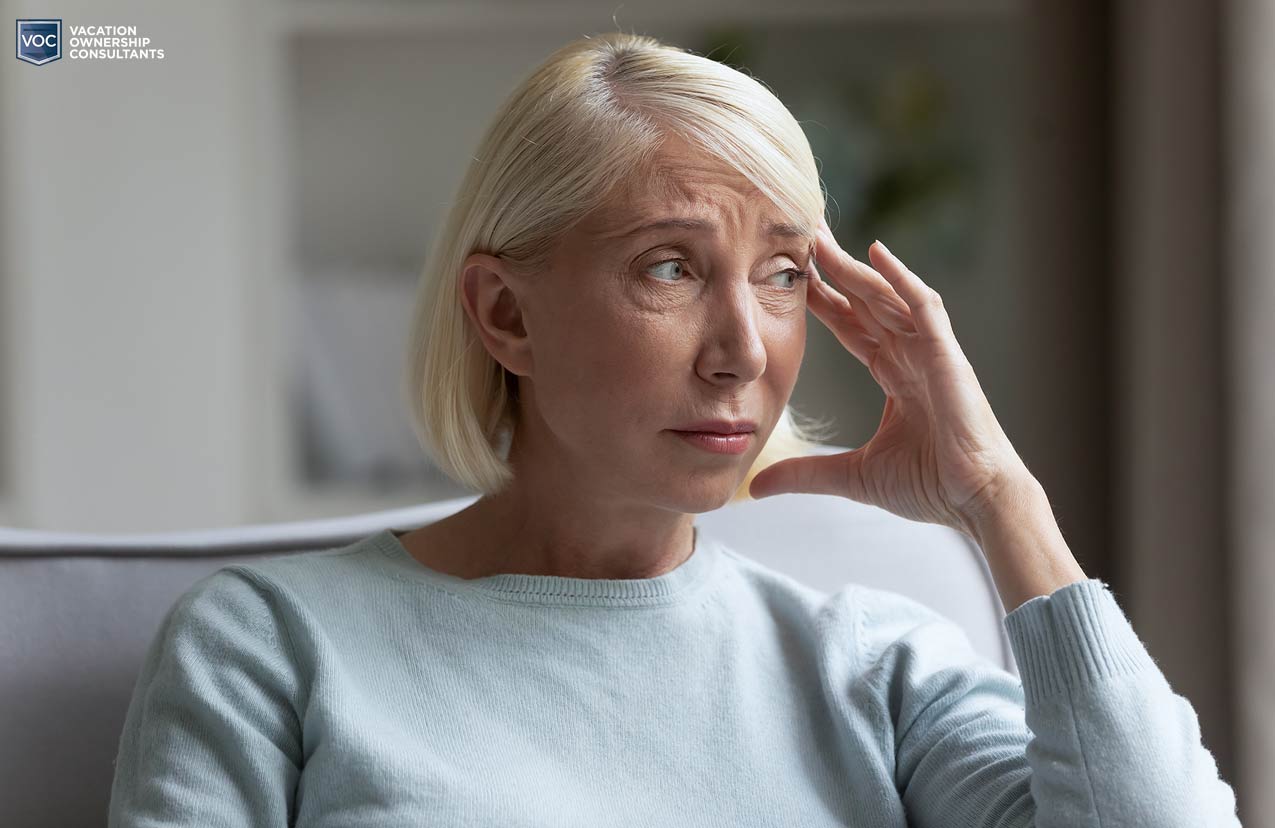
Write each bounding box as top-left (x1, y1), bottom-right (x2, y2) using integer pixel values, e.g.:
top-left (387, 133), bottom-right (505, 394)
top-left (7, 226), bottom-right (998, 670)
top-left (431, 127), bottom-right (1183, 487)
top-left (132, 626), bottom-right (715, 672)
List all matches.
top-left (107, 32), bottom-right (1241, 826)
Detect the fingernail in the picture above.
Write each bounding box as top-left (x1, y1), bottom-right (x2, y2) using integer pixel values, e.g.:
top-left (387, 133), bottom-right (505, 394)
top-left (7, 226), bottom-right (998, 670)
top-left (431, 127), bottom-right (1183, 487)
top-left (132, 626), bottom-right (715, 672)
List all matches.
top-left (876, 239), bottom-right (892, 256)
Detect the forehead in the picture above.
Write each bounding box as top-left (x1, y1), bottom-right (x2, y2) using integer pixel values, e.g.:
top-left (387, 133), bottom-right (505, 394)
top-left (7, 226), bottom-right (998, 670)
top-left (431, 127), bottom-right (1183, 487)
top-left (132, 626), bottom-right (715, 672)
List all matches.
top-left (622, 153), bottom-right (760, 210)
top-left (581, 140), bottom-right (778, 235)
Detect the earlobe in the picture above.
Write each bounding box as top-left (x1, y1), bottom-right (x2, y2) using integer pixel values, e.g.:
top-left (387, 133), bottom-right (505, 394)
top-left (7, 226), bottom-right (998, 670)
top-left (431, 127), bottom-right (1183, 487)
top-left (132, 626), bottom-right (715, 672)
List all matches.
top-left (460, 253), bottom-right (534, 380)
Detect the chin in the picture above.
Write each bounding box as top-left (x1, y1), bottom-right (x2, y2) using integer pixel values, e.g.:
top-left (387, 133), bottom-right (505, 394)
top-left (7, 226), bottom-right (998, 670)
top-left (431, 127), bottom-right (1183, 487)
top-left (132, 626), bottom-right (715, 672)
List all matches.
top-left (634, 432), bottom-right (755, 511)
top-left (648, 475), bottom-right (743, 514)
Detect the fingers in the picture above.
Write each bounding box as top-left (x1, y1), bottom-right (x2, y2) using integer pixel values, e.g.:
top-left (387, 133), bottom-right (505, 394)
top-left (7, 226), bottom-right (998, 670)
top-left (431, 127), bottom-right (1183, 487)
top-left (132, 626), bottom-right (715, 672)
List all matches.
top-left (811, 258), bottom-right (907, 342)
top-left (809, 261), bottom-right (888, 344)
top-left (815, 219), bottom-right (915, 334)
top-left (867, 241), bottom-right (955, 341)
top-left (867, 240), bottom-right (932, 311)
top-left (806, 269), bottom-right (880, 369)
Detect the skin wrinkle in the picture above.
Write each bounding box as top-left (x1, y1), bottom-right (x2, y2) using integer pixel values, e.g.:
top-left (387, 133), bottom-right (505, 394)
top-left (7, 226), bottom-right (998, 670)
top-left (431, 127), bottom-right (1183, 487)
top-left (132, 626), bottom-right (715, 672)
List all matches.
top-left (397, 134), bottom-right (816, 582)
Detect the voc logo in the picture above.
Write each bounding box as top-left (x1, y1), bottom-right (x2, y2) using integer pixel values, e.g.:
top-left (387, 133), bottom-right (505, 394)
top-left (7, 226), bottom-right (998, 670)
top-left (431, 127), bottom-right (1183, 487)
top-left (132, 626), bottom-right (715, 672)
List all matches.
top-left (16, 19), bottom-right (62, 66)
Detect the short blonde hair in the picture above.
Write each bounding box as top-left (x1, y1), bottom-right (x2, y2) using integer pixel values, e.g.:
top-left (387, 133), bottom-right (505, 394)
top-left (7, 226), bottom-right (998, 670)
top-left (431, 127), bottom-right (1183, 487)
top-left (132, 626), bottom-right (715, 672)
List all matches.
top-left (403, 31), bottom-right (835, 502)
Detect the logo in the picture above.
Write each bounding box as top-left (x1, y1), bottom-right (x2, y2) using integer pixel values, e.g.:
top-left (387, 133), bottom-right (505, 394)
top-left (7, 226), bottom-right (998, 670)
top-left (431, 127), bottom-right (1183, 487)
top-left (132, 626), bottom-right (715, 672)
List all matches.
top-left (16, 19), bottom-right (62, 66)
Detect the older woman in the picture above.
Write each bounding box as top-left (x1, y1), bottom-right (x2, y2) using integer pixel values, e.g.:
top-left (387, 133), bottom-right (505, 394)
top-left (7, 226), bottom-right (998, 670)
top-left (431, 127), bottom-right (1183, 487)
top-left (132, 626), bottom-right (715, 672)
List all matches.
top-left (108, 32), bottom-right (1240, 827)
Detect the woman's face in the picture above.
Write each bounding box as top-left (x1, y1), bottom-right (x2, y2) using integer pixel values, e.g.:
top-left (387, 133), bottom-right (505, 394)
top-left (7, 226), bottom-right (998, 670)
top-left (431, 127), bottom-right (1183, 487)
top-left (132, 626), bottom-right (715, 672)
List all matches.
top-left (493, 138), bottom-right (813, 512)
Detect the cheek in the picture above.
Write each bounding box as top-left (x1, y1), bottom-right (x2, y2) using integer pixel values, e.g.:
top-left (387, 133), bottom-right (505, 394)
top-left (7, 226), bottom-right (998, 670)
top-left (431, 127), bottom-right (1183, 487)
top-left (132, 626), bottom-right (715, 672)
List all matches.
top-left (773, 310), bottom-right (806, 374)
top-left (535, 303), bottom-right (689, 434)
top-left (587, 310), bottom-right (688, 401)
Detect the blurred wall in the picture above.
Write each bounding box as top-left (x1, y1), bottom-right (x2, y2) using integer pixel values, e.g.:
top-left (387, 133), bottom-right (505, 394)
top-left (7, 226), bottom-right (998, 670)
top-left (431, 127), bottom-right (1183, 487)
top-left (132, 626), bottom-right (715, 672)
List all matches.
top-left (2, 0), bottom-right (257, 531)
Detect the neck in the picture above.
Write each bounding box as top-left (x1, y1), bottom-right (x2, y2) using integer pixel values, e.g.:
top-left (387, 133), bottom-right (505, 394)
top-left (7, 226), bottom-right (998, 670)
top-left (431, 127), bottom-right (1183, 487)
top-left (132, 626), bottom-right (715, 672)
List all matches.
top-left (450, 488), bottom-right (697, 580)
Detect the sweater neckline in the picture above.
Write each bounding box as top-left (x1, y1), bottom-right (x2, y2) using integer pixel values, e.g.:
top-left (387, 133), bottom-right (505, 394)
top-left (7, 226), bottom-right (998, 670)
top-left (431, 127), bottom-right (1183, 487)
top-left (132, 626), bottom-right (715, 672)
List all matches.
top-left (370, 524), bottom-right (719, 607)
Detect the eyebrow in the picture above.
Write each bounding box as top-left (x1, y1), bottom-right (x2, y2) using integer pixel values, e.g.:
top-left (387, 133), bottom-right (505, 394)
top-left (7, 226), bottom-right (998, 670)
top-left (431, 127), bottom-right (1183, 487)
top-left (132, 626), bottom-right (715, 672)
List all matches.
top-left (608, 217), bottom-right (810, 240)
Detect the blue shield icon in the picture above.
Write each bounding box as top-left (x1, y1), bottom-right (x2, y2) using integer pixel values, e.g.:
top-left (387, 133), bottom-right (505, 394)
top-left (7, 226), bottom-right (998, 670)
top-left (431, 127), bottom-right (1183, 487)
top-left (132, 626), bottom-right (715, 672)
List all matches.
top-left (16, 19), bottom-right (62, 66)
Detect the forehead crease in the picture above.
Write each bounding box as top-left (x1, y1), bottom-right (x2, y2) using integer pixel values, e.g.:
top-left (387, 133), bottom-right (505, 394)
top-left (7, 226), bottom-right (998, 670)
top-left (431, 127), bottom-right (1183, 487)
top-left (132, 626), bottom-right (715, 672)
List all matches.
top-left (593, 159), bottom-right (808, 239)
top-left (649, 162), bottom-right (758, 202)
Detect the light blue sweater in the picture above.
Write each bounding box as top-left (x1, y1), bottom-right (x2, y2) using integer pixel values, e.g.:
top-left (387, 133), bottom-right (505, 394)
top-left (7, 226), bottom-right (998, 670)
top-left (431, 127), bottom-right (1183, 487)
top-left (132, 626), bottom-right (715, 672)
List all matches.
top-left (108, 525), bottom-right (1241, 826)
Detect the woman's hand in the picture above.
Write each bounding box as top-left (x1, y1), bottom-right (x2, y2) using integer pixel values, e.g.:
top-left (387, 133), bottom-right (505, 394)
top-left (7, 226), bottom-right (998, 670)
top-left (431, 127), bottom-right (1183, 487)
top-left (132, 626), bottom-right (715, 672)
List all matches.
top-left (748, 218), bottom-right (1033, 538)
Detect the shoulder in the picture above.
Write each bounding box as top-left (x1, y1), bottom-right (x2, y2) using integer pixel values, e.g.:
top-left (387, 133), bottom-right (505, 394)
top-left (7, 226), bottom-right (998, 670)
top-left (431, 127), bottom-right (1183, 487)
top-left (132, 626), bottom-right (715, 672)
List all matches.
top-left (712, 544), bottom-right (995, 705)
top-left (200, 529), bottom-right (394, 603)
top-left (160, 531), bottom-right (392, 644)
top-left (160, 562), bottom-right (304, 658)
top-left (713, 540), bottom-right (834, 617)
top-left (710, 540), bottom-right (918, 655)
top-left (143, 561), bottom-right (308, 699)
top-left (814, 581), bottom-right (1005, 696)
top-left (714, 539), bottom-right (957, 641)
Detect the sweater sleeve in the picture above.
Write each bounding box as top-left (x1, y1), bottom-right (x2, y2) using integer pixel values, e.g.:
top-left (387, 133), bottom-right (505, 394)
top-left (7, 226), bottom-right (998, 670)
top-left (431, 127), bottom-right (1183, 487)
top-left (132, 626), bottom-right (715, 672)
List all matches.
top-left (107, 567), bottom-right (304, 827)
top-left (854, 578), bottom-right (1242, 827)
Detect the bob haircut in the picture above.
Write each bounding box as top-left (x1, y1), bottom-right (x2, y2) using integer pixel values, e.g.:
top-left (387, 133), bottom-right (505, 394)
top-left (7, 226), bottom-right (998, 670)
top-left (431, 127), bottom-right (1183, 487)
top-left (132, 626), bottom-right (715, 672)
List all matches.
top-left (403, 31), bottom-right (836, 502)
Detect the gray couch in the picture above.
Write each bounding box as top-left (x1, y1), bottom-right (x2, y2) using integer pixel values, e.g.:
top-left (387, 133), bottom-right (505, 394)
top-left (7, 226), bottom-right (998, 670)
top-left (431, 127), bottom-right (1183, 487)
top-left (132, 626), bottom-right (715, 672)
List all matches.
top-left (0, 478), bottom-right (1015, 827)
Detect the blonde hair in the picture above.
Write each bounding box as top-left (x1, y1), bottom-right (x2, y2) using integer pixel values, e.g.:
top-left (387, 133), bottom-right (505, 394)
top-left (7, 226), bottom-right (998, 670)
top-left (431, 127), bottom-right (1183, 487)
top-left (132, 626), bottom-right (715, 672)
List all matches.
top-left (402, 31), bottom-right (836, 502)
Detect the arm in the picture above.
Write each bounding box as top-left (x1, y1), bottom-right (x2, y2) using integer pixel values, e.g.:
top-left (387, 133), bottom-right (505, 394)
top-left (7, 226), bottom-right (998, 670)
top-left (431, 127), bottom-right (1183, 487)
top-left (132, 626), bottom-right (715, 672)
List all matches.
top-left (757, 216), bottom-right (1242, 824)
top-left (107, 567), bottom-right (304, 827)
top-left (956, 471), bottom-right (1088, 614)
top-left (857, 577), bottom-right (1243, 827)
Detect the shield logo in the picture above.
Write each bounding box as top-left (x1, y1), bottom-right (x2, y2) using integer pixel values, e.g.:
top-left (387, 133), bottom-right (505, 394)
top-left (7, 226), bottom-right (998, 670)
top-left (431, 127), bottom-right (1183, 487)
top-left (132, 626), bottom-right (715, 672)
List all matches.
top-left (16, 19), bottom-right (62, 66)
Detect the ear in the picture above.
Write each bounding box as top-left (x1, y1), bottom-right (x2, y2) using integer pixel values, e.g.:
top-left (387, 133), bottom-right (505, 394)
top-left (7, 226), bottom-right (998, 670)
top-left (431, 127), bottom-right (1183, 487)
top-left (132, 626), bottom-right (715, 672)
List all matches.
top-left (458, 252), bottom-right (534, 379)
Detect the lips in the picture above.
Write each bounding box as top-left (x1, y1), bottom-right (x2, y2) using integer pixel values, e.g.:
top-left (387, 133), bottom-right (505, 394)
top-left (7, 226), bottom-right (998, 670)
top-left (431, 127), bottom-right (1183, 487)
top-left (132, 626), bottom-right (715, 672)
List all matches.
top-left (672, 420), bottom-right (758, 435)
top-left (671, 429), bottom-right (754, 455)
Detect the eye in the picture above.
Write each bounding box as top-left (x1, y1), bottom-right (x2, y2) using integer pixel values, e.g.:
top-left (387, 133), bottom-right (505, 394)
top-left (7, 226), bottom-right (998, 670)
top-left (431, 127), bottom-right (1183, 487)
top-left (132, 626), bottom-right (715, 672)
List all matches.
top-left (643, 258), bottom-right (810, 289)
top-left (645, 258), bottom-right (688, 282)
top-left (769, 266), bottom-right (810, 290)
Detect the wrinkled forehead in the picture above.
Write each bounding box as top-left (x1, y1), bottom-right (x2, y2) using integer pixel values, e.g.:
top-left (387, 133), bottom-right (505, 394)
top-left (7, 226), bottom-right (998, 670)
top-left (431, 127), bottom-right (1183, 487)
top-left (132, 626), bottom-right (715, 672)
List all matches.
top-left (582, 154), bottom-right (783, 239)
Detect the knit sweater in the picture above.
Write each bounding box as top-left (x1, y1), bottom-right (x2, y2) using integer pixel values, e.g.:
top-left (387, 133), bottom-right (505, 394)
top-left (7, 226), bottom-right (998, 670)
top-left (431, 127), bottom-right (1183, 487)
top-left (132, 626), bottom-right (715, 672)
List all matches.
top-left (107, 525), bottom-right (1242, 826)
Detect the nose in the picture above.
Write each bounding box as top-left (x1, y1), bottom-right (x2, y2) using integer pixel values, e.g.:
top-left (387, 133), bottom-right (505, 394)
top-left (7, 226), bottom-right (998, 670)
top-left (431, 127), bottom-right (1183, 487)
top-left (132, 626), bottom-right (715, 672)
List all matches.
top-left (696, 279), bottom-right (768, 386)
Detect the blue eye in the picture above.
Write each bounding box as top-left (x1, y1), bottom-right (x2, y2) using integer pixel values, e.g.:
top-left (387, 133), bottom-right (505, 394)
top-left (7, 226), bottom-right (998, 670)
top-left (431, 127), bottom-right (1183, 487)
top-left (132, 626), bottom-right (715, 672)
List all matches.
top-left (771, 268), bottom-right (810, 289)
top-left (646, 259), bottom-right (686, 281)
top-left (643, 259), bottom-right (810, 289)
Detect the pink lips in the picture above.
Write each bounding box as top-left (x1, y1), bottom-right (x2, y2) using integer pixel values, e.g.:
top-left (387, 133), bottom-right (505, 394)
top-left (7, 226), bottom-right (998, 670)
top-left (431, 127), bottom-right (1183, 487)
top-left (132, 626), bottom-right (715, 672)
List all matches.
top-left (672, 419), bottom-right (758, 434)
top-left (670, 430), bottom-right (754, 455)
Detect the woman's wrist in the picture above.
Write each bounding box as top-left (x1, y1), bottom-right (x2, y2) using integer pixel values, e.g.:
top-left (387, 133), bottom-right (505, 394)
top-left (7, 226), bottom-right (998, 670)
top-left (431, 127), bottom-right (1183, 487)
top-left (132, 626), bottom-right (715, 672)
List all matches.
top-left (964, 472), bottom-right (1089, 612)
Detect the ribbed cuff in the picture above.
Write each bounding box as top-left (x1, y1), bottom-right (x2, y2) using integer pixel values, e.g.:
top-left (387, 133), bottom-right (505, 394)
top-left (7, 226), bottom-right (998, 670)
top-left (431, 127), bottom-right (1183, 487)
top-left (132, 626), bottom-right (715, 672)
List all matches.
top-left (1002, 578), bottom-right (1157, 705)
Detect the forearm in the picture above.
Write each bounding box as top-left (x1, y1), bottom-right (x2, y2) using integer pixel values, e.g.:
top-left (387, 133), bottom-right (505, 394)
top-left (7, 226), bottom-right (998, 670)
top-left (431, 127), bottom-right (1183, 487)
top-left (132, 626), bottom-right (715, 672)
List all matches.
top-left (943, 476), bottom-right (1241, 825)
top-left (1002, 578), bottom-right (1243, 826)
top-left (961, 472), bottom-right (1088, 613)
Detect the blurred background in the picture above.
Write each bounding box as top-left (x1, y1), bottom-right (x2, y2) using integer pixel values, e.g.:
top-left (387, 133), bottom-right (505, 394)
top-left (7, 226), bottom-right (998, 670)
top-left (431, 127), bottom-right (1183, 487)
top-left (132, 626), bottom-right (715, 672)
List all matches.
top-left (2, 0), bottom-right (1270, 823)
